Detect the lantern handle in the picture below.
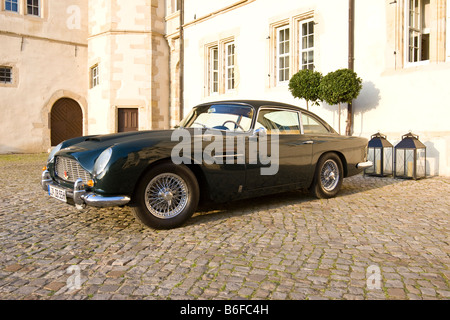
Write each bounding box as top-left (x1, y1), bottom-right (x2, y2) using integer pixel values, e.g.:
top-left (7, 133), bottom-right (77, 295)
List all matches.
top-left (371, 132), bottom-right (387, 140)
top-left (402, 132), bottom-right (419, 140)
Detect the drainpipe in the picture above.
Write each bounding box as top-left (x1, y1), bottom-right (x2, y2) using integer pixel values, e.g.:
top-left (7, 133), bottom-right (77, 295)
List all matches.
top-left (346, 0), bottom-right (355, 136)
top-left (179, 0), bottom-right (185, 121)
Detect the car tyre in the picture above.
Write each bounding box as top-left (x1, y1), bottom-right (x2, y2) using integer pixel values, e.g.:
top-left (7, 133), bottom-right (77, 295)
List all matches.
top-left (310, 153), bottom-right (343, 199)
top-left (131, 162), bottom-right (199, 229)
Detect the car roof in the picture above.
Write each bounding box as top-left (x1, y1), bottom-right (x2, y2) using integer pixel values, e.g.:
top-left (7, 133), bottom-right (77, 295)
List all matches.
top-left (194, 100), bottom-right (336, 134)
top-left (196, 100), bottom-right (308, 113)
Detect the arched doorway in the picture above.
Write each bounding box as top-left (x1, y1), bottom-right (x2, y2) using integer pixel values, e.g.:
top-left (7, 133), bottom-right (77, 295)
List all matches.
top-left (51, 98), bottom-right (83, 146)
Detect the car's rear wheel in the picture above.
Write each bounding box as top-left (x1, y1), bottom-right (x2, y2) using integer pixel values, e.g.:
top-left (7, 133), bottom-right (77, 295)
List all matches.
top-left (131, 163), bottom-right (199, 229)
top-left (310, 153), bottom-right (343, 199)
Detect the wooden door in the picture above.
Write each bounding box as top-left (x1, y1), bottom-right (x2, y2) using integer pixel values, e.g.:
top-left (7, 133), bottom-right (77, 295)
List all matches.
top-left (51, 98), bottom-right (83, 146)
top-left (118, 108), bottom-right (139, 132)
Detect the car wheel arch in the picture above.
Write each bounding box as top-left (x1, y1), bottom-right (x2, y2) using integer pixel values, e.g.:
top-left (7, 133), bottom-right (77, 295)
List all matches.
top-left (332, 151), bottom-right (348, 178)
top-left (309, 151), bottom-right (346, 199)
top-left (311, 151), bottom-right (348, 185)
top-left (130, 157), bottom-right (208, 205)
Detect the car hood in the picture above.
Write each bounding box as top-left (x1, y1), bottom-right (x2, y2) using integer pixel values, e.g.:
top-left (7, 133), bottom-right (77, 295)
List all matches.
top-left (54, 129), bottom-right (177, 172)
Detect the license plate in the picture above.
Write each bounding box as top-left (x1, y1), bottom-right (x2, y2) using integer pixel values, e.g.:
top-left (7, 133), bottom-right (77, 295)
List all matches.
top-left (48, 185), bottom-right (67, 202)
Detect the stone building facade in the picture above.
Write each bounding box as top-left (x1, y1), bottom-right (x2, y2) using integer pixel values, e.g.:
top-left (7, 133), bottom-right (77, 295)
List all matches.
top-left (87, 0), bottom-right (170, 135)
top-left (1, 0), bottom-right (449, 176)
top-left (0, 0), bottom-right (88, 153)
top-left (0, 0), bottom-right (170, 153)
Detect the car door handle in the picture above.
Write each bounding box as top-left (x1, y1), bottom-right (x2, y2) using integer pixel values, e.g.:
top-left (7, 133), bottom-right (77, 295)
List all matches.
top-left (303, 141), bottom-right (314, 145)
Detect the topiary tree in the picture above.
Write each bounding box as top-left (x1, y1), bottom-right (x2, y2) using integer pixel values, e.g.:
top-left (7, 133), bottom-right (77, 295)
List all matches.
top-left (318, 68), bottom-right (362, 134)
top-left (289, 69), bottom-right (323, 111)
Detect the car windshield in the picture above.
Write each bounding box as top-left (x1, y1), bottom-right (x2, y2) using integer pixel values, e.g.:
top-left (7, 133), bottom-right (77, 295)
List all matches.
top-left (177, 104), bottom-right (254, 132)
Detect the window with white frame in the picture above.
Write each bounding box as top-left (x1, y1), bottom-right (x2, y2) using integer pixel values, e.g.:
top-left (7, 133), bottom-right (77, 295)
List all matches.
top-left (4, 0), bottom-right (19, 12)
top-left (407, 0), bottom-right (430, 63)
top-left (90, 64), bottom-right (99, 88)
top-left (225, 42), bottom-right (235, 91)
top-left (208, 46), bottom-right (219, 94)
top-left (206, 39), bottom-right (237, 95)
top-left (26, 0), bottom-right (40, 16)
top-left (277, 25), bottom-right (290, 83)
top-left (300, 19), bottom-right (314, 70)
top-left (0, 66), bottom-right (12, 84)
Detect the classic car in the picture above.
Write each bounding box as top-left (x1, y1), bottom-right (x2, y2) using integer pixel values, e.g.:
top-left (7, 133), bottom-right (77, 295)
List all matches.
top-left (41, 100), bottom-right (372, 229)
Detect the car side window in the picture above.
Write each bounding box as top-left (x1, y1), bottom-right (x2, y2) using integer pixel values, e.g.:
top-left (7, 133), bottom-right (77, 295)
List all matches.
top-left (256, 109), bottom-right (301, 135)
top-left (301, 113), bottom-right (330, 134)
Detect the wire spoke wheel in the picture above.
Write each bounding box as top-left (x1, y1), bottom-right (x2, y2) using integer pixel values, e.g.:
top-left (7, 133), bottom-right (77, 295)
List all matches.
top-left (145, 173), bottom-right (189, 219)
top-left (132, 163), bottom-right (199, 229)
top-left (310, 153), bottom-right (343, 199)
top-left (320, 159), bottom-right (340, 192)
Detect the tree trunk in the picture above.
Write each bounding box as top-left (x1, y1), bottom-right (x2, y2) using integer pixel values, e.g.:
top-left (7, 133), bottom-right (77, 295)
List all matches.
top-left (338, 103), bottom-right (341, 135)
top-left (346, 102), bottom-right (353, 136)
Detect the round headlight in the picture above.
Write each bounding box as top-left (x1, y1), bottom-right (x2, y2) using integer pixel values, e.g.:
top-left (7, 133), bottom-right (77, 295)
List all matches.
top-left (94, 148), bottom-right (113, 176)
top-left (47, 143), bottom-right (63, 163)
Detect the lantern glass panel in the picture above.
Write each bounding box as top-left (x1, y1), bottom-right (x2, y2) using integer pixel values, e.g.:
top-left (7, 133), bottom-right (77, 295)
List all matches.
top-left (374, 148), bottom-right (382, 175)
top-left (383, 147), bottom-right (393, 175)
top-left (396, 148), bottom-right (415, 178)
top-left (395, 148), bottom-right (404, 176)
top-left (366, 147), bottom-right (376, 174)
top-left (416, 148), bottom-right (426, 178)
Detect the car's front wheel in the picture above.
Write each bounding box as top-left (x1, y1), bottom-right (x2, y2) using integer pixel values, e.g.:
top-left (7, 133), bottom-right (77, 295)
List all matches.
top-left (310, 153), bottom-right (343, 199)
top-left (131, 162), bottom-right (199, 229)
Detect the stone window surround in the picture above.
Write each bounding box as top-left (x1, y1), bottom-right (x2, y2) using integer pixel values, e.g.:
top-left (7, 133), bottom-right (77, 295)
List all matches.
top-left (392, 0), bottom-right (447, 69)
top-left (90, 63), bottom-right (100, 89)
top-left (0, 64), bottom-right (18, 88)
top-left (268, 10), bottom-right (315, 88)
top-left (225, 41), bottom-right (236, 92)
top-left (204, 36), bottom-right (236, 96)
top-left (1, 0), bottom-right (45, 19)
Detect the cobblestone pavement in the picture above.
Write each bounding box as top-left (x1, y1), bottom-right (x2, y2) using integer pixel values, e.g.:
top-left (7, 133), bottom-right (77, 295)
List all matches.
top-left (0, 154), bottom-right (449, 300)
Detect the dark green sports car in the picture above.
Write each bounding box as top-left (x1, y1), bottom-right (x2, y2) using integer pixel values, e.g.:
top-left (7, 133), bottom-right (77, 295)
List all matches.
top-left (41, 100), bottom-right (372, 229)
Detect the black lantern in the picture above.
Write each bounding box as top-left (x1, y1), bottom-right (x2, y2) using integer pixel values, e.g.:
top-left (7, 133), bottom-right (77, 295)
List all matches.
top-left (365, 132), bottom-right (393, 177)
top-left (394, 132), bottom-right (427, 180)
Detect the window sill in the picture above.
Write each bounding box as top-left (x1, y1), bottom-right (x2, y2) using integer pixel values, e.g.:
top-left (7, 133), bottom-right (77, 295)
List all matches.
top-left (276, 81), bottom-right (289, 87)
top-left (25, 14), bottom-right (42, 20)
top-left (383, 60), bottom-right (450, 77)
top-left (404, 60), bottom-right (430, 68)
top-left (2, 10), bottom-right (20, 16)
top-left (0, 82), bottom-right (17, 88)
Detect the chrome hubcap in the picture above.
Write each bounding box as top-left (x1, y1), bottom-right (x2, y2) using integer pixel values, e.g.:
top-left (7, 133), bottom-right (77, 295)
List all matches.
top-left (145, 173), bottom-right (189, 219)
top-left (320, 159), bottom-right (339, 192)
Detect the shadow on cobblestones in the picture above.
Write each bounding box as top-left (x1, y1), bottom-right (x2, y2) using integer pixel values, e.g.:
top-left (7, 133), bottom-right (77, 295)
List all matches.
top-left (190, 174), bottom-right (403, 227)
top-left (0, 154), bottom-right (449, 300)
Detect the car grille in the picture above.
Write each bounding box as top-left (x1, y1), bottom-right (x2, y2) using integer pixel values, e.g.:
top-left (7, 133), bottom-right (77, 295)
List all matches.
top-left (55, 157), bottom-right (91, 183)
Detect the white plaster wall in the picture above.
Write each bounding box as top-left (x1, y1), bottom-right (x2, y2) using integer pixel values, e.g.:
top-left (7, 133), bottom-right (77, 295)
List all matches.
top-left (182, 0), bottom-right (348, 115)
top-left (184, 0), bottom-right (242, 22)
top-left (351, 1), bottom-right (450, 176)
top-left (182, 0), bottom-right (450, 176)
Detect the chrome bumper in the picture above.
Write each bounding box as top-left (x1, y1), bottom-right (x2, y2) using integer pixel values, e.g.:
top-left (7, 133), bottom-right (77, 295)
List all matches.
top-left (356, 161), bottom-right (373, 170)
top-left (41, 170), bottom-right (131, 210)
